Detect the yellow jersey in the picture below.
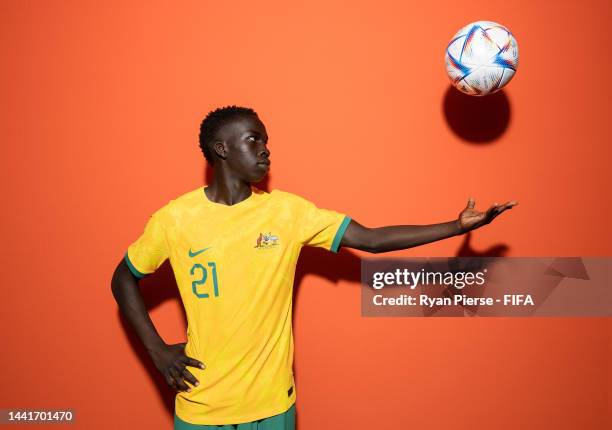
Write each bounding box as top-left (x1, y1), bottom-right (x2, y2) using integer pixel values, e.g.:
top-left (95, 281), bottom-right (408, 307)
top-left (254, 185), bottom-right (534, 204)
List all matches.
top-left (124, 185), bottom-right (351, 425)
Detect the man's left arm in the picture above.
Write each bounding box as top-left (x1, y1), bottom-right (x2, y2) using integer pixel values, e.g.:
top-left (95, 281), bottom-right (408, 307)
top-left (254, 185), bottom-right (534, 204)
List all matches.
top-left (339, 197), bottom-right (518, 253)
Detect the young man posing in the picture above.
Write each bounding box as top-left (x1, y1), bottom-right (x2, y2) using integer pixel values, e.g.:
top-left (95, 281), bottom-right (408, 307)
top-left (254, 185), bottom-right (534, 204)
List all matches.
top-left (111, 106), bottom-right (517, 429)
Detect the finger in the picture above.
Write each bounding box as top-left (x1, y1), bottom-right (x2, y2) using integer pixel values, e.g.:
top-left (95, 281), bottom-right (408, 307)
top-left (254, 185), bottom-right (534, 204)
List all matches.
top-left (169, 367), bottom-right (191, 392)
top-left (164, 373), bottom-right (177, 390)
top-left (181, 355), bottom-right (206, 370)
top-left (467, 197), bottom-right (475, 209)
top-left (168, 366), bottom-right (180, 385)
top-left (167, 372), bottom-right (182, 392)
top-left (495, 201), bottom-right (517, 214)
top-left (492, 203), bottom-right (512, 219)
top-left (180, 368), bottom-right (200, 387)
top-left (172, 360), bottom-right (186, 375)
top-left (171, 361), bottom-right (191, 383)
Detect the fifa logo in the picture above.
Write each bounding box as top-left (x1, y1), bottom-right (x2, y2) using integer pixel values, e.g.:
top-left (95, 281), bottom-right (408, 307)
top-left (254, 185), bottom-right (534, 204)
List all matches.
top-left (254, 232), bottom-right (280, 250)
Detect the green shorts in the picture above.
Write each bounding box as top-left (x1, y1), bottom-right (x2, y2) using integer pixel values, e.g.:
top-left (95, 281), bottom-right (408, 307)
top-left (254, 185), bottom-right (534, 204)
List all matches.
top-left (174, 404), bottom-right (295, 430)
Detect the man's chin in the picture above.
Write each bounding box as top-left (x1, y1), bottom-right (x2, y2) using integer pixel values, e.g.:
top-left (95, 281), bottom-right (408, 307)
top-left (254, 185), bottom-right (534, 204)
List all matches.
top-left (254, 164), bottom-right (269, 175)
top-left (250, 171), bottom-right (269, 183)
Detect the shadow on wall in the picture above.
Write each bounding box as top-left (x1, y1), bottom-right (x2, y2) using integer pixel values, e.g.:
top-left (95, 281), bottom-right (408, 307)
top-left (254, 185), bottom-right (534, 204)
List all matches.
top-left (443, 85), bottom-right (511, 143)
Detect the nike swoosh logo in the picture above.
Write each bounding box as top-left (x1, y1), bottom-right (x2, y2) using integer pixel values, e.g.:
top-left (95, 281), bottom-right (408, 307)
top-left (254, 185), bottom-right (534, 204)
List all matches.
top-left (188, 247), bottom-right (212, 257)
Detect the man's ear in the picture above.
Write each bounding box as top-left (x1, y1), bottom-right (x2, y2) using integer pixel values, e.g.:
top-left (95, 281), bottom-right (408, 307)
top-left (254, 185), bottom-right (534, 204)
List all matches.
top-left (213, 140), bottom-right (227, 160)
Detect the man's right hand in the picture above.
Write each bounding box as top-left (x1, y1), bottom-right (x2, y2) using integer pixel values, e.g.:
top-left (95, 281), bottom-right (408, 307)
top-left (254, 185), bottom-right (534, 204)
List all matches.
top-left (148, 342), bottom-right (205, 393)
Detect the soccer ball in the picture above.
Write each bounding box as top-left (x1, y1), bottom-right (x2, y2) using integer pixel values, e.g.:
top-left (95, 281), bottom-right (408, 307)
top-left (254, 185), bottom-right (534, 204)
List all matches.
top-left (445, 21), bottom-right (519, 96)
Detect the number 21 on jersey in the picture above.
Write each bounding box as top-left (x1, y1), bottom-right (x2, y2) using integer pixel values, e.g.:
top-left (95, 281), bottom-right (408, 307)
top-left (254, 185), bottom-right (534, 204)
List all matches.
top-left (190, 261), bottom-right (220, 298)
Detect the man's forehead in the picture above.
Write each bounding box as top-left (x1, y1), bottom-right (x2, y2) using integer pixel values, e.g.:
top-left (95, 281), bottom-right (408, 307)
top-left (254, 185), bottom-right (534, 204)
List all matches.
top-left (217, 114), bottom-right (266, 139)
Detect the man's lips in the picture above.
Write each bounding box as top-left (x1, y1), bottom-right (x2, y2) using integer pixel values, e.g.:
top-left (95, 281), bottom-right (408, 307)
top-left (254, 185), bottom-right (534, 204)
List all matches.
top-left (258, 160), bottom-right (271, 166)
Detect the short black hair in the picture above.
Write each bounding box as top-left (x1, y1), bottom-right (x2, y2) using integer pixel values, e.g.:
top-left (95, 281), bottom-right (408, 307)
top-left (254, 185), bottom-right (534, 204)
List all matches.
top-left (199, 105), bottom-right (258, 165)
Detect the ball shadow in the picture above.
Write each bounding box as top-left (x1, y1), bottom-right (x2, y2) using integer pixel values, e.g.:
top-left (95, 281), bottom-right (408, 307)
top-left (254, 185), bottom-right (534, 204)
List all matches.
top-left (443, 85), bottom-right (511, 143)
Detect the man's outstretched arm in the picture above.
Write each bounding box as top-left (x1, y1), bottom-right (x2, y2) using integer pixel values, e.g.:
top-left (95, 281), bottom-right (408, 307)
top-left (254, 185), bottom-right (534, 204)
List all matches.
top-left (339, 197), bottom-right (518, 253)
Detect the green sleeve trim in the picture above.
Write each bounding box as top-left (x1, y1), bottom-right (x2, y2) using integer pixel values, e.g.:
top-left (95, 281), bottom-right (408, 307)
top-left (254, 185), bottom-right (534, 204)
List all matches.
top-left (331, 216), bottom-right (352, 253)
top-left (124, 251), bottom-right (146, 279)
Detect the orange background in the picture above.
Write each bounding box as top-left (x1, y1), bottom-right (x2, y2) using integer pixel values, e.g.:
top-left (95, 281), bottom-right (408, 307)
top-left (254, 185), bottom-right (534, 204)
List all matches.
top-left (1, 0), bottom-right (610, 429)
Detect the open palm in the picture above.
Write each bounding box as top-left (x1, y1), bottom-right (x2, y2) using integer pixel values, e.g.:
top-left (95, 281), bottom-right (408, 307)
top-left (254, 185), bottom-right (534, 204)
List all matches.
top-left (458, 197), bottom-right (518, 232)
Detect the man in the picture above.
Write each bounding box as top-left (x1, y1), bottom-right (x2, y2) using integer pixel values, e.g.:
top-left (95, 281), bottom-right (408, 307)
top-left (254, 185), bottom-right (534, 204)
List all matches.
top-left (110, 106), bottom-right (517, 429)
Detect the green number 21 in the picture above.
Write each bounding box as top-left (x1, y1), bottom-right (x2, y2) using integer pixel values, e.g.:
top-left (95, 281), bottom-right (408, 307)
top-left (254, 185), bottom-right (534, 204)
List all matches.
top-left (190, 262), bottom-right (219, 298)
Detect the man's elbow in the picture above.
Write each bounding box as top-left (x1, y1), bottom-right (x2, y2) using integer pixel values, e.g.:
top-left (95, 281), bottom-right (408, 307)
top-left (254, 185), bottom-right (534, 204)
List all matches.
top-left (361, 231), bottom-right (382, 254)
top-left (367, 243), bottom-right (383, 254)
top-left (110, 265), bottom-right (124, 298)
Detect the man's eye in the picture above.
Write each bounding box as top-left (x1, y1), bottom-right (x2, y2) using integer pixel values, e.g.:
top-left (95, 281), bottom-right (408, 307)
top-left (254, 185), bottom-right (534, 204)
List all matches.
top-left (247, 136), bottom-right (256, 143)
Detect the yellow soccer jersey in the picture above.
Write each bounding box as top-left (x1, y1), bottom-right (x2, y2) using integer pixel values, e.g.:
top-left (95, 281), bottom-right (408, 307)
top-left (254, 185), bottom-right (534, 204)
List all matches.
top-left (124, 185), bottom-right (351, 425)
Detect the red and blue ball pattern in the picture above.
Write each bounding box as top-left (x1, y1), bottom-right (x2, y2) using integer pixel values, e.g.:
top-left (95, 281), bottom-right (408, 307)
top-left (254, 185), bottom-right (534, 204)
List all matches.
top-left (445, 21), bottom-right (519, 96)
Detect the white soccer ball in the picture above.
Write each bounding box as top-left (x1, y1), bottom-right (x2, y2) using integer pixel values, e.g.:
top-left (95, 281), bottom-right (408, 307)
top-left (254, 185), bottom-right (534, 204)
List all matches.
top-left (445, 21), bottom-right (519, 96)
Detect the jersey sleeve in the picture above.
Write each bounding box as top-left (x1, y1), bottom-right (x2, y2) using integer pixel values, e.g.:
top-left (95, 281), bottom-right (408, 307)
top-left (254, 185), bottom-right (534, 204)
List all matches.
top-left (297, 197), bottom-right (352, 253)
top-left (124, 207), bottom-right (169, 278)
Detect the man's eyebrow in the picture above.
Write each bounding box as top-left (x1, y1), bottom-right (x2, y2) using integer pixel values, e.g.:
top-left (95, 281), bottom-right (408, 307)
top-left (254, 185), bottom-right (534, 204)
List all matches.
top-left (242, 130), bottom-right (268, 138)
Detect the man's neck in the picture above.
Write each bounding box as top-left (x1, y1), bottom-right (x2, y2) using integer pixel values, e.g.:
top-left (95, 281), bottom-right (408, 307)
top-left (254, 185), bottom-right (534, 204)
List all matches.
top-left (205, 177), bottom-right (252, 206)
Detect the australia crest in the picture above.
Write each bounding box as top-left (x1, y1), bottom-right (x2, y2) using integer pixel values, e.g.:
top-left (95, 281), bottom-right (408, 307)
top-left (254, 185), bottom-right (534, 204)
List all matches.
top-left (254, 232), bottom-right (280, 250)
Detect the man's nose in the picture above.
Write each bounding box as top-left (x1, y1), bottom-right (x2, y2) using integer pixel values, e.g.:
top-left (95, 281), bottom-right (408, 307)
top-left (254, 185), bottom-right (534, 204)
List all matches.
top-left (259, 146), bottom-right (270, 158)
